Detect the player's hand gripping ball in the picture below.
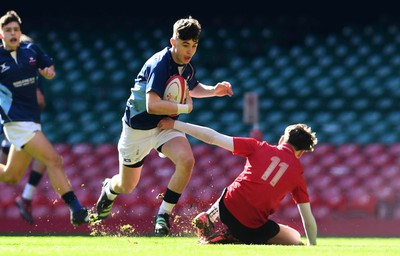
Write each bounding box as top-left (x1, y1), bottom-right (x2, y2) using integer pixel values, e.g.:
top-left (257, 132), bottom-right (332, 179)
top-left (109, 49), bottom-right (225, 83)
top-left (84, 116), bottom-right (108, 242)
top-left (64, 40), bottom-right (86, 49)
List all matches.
top-left (163, 75), bottom-right (187, 104)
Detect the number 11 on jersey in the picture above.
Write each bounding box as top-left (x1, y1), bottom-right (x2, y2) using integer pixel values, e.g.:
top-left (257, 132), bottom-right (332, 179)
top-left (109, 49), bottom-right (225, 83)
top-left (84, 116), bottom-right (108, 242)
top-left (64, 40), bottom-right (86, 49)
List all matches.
top-left (261, 156), bottom-right (289, 187)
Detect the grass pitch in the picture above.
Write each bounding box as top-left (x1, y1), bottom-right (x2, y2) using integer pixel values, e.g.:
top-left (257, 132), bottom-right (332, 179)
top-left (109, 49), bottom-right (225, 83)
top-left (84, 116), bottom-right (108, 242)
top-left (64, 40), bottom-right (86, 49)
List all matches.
top-left (0, 236), bottom-right (399, 256)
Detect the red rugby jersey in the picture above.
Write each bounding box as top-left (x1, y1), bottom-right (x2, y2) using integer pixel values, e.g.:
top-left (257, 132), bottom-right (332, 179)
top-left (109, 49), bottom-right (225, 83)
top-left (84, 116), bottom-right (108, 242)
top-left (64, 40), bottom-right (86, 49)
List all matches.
top-left (223, 137), bottom-right (310, 228)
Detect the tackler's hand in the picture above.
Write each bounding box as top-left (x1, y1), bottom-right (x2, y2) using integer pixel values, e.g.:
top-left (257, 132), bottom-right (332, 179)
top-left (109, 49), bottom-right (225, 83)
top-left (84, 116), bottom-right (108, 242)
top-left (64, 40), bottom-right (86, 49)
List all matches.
top-left (158, 118), bottom-right (175, 131)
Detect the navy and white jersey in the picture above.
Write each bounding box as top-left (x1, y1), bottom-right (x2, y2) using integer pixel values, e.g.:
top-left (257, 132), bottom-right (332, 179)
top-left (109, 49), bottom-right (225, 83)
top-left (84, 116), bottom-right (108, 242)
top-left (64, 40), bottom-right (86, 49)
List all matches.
top-left (0, 42), bottom-right (53, 124)
top-left (124, 47), bottom-right (199, 130)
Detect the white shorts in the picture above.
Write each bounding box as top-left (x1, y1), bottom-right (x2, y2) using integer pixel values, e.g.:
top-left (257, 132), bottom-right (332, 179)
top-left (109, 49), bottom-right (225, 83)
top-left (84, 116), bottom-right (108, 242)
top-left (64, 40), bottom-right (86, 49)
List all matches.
top-left (118, 121), bottom-right (186, 166)
top-left (3, 122), bottom-right (41, 151)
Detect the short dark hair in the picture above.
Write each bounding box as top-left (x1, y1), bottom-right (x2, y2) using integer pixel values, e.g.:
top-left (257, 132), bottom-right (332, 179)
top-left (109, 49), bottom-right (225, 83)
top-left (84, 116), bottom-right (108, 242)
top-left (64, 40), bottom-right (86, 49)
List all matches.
top-left (0, 10), bottom-right (22, 29)
top-left (172, 16), bottom-right (201, 42)
top-left (284, 124), bottom-right (318, 152)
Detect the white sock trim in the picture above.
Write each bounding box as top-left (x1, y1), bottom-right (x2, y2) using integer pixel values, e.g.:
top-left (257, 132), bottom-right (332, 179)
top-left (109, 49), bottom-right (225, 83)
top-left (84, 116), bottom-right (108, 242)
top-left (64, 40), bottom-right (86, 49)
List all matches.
top-left (22, 184), bottom-right (36, 200)
top-left (158, 201), bottom-right (175, 215)
top-left (206, 200), bottom-right (220, 223)
top-left (105, 181), bottom-right (117, 200)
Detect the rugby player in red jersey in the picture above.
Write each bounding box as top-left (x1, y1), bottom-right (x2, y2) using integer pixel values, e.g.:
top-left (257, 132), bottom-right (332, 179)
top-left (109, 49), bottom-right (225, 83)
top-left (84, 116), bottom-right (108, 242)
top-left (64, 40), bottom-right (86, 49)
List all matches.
top-left (158, 115), bottom-right (318, 245)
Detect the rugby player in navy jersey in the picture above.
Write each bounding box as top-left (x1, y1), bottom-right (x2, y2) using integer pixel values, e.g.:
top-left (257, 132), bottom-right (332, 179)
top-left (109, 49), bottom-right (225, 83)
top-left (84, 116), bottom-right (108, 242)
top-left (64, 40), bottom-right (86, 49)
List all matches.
top-left (95, 16), bottom-right (233, 236)
top-left (0, 34), bottom-right (49, 224)
top-left (0, 10), bottom-right (89, 226)
top-left (158, 117), bottom-right (318, 245)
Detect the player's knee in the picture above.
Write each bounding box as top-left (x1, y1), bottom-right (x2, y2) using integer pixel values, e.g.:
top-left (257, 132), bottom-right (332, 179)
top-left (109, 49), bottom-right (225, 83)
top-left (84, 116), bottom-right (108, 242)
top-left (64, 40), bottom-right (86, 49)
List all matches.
top-left (46, 154), bottom-right (64, 169)
top-left (289, 228), bottom-right (302, 245)
top-left (271, 224), bottom-right (303, 245)
top-left (177, 153), bottom-right (195, 170)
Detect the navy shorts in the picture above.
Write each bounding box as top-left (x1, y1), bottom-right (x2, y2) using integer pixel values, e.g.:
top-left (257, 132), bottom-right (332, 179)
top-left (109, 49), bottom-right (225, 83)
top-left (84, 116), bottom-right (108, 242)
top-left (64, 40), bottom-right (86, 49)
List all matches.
top-left (218, 189), bottom-right (280, 244)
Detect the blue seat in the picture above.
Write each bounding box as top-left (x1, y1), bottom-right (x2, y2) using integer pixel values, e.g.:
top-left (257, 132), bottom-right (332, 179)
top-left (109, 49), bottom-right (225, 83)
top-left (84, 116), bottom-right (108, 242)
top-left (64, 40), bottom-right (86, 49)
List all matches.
top-left (314, 77), bottom-right (335, 97)
top-left (287, 111), bottom-right (309, 123)
top-left (337, 76), bottom-right (360, 98)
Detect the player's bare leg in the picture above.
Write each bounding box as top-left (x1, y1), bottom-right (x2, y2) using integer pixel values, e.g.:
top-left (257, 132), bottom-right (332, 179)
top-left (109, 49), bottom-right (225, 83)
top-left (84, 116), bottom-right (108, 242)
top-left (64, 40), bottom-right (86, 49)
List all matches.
top-left (267, 224), bottom-right (303, 245)
top-left (154, 137), bottom-right (195, 236)
top-left (22, 132), bottom-right (71, 194)
top-left (162, 137), bottom-right (194, 193)
top-left (22, 131), bottom-right (89, 225)
top-left (0, 145), bottom-right (32, 183)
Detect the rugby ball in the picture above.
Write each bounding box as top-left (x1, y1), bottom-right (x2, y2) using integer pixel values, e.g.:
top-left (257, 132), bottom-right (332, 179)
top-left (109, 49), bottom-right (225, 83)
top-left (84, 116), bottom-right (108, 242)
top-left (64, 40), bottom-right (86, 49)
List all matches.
top-left (163, 75), bottom-right (187, 104)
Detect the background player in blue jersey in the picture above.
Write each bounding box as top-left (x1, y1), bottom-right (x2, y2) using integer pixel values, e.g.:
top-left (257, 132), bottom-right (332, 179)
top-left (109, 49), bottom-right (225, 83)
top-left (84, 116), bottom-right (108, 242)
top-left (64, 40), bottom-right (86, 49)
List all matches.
top-left (0, 10), bottom-right (89, 226)
top-left (14, 34), bottom-right (48, 224)
top-left (96, 16), bottom-right (233, 236)
top-left (0, 34), bottom-right (49, 225)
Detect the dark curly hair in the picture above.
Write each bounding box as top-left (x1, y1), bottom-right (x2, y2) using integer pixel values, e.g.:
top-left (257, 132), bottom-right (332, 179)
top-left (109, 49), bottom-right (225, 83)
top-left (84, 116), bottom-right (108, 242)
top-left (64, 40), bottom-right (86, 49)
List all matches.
top-left (284, 124), bottom-right (318, 152)
top-left (172, 16), bottom-right (201, 42)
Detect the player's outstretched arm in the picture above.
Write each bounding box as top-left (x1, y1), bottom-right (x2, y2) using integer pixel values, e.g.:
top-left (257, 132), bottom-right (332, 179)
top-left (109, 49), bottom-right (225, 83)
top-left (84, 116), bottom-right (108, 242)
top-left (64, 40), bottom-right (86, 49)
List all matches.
top-left (190, 82), bottom-right (233, 98)
top-left (158, 119), bottom-right (234, 151)
top-left (297, 203), bottom-right (317, 246)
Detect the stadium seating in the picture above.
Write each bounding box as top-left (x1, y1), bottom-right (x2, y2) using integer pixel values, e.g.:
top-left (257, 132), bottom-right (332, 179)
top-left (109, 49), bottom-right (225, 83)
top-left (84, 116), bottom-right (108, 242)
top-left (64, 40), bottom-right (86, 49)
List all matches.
top-left (2, 142), bottom-right (399, 235)
top-left (29, 16), bottom-right (400, 145)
